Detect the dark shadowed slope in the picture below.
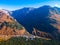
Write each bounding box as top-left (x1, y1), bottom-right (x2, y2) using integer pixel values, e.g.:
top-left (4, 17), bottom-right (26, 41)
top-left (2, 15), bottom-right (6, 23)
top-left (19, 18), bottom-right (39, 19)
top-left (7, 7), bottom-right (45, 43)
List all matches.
top-left (11, 5), bottom-right (60, 40)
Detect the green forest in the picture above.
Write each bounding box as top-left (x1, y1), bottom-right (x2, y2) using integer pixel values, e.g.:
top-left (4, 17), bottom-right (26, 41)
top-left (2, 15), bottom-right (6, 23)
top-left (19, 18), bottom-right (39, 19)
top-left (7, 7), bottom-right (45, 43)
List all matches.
top-left (0, 37), bottom-right (60, 45)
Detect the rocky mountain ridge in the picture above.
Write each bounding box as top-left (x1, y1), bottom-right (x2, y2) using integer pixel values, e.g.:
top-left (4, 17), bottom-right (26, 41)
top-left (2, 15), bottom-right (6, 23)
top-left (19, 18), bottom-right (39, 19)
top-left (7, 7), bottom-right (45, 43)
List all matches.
top-left (11, 5), bottom-right (60, 40)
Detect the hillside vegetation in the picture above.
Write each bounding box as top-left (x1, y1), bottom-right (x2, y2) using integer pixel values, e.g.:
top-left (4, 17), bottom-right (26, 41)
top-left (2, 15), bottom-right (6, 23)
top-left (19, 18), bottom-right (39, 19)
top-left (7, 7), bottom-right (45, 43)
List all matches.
top-left (0, 9), bottom-right (25, 35)
top-left (0, 37), bottom-right (60, 45)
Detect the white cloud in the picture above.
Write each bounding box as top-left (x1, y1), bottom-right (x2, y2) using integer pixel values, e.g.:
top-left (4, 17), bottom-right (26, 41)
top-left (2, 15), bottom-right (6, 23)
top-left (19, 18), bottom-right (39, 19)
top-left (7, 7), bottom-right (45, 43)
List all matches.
top-left (54, 3), bottom-right (60, 7)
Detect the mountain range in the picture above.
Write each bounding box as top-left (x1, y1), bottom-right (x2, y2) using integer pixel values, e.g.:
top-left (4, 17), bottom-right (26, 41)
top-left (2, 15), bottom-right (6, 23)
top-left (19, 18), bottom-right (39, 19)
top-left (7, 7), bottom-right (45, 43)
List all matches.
top-left (11, 5), bottom-right (60, 40)
top-left (0, 5), bottom-right (60, 40)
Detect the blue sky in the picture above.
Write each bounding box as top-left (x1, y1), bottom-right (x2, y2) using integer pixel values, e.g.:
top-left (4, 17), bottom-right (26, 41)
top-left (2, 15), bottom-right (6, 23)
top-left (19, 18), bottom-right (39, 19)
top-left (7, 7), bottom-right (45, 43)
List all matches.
top-left (0, 0), bottom-right (60, 10)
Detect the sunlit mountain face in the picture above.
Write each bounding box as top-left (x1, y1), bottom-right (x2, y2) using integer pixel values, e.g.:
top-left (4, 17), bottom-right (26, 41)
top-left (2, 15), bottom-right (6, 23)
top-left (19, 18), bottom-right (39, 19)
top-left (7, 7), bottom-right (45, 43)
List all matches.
top-left (0, 9), bottom-right (26, 36)
top-left (10, 5), bottom-right (60, 40)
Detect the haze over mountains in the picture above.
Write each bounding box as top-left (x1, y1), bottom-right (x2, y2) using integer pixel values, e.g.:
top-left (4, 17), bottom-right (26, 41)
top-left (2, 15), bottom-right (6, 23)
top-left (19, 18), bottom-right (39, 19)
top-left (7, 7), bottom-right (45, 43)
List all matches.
top-left (11, 5), bottom-right (60, 40)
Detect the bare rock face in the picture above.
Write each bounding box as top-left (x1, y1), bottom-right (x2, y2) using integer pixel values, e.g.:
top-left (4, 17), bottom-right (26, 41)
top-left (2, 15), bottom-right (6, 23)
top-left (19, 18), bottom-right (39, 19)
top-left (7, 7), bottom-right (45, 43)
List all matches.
top-left (0, 9), bottom-right (25, 35)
